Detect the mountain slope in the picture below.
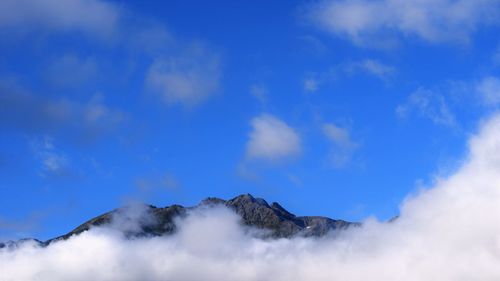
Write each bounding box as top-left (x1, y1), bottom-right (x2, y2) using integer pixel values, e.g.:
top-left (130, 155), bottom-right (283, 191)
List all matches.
top-left (2, 194), bottom-right (358, 248)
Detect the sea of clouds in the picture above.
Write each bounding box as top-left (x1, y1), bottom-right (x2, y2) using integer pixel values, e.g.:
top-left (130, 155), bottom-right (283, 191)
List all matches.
top-left (2, 114), bottom-right (500, 281)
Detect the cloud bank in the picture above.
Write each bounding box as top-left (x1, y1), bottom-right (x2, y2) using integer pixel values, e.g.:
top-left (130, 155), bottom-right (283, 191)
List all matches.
top-left (2, 113), bottom-right (500, 280)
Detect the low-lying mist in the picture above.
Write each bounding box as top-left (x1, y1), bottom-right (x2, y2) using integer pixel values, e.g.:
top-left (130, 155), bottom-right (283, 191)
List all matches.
top-left (2, 114), bottom-right (500, 281)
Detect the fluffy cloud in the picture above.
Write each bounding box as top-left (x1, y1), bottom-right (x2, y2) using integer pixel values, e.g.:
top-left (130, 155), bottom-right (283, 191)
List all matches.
top-left (396, 88), bottom-right (457, 127)
top-left (146, 45), bottom-right (222, 107)
top-left (2, 111), bottom-right (500, 280)
top-left (306, 0), bottom-right (500, 46)
top-left (476, 76), bottom-right (500, 106)
top-left (0, 0), bottom-right (119, 36)
top-left (246, 114), bottom-right (301, 162)
top-left (322, 123), bottom-right (359, 167)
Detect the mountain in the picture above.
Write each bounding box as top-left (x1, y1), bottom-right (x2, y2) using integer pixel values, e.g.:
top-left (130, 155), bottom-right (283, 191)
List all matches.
top-left (1, 194), bottom-right (358, 248)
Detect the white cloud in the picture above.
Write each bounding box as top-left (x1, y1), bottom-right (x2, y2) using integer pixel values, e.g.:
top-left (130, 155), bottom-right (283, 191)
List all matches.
top-left (476, 76), bottom-right (500, 106)
top-left (322, 123), bottom-right (359, 167)
top-left (396, 88), bottom-right (457, 127)
top-left (246, 114), bottom-right (301, 162)
top-left (3, 110), bottom-right (500, 281)
top-left (0, 0), bottom-right (119, 36)
top-left (306, 0), bottom-right (500, 46)
top-left (146, 45), bottom-right (222, 107)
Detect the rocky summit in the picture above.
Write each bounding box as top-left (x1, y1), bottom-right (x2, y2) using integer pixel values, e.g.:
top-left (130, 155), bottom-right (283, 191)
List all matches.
top-left (1, 194), bottom-right (358, 248)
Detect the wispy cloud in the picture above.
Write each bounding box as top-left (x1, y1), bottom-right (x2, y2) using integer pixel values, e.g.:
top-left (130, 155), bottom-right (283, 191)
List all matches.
top-left (303, 78), bottom-right (319, 93)
top-left (31, 136), bottom-right (71, 178)
top-left (345, 59), bottom-right (396, 80)
top-left (298, 35), bottom-right (328, 55)
top-left (246, 114), bottom-right (301, 162)
top-left (322, 123), bottom-right (359, 167)
top-left (305, 0), bottom-right (500, 47)
top-left (0, 81), bottom-right (125, 142)
top-left (476, 76), bottom-right (500, 106)
top-left (396, 88), bottom-right (457, 127)
top-left (135, 172), bottom-right (181, 198)
top-left (304, 58), bottom-right (395, 91)
top-left (0, 213), bottom-right (43, 240)
top-left (0, 0), bottom-right (119, 36)
top-left (249, 84), bottom-right (269, 105)
top-left (145, 44), bottom-right (222, 107)
top-left (2, 0), bottom-right (224, 110)
top-left (45, 54), bottom-right (99, 88)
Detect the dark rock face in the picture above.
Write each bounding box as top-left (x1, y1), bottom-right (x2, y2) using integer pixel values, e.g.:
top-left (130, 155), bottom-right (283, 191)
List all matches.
top-left (222, 194), bottom-right (355, 237)
top-left (9, 194), bottom-right (358, 246)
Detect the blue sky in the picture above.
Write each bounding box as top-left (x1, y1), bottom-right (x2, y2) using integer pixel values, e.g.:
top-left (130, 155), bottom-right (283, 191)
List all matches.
top-left (1, 0), bottom-right (500, 241)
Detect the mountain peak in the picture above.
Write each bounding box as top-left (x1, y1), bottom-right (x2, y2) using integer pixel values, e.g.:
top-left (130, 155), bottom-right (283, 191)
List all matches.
top-left (199, 197), bottom-right (226, 206)
top-left (3, 194), bottom-right (358, 247)
top-left (228, 193), bottom-right (269, 207)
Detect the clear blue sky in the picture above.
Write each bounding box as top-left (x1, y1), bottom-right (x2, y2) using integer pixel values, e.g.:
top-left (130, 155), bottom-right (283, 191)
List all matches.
top-left (1, 0), bottom-right (500, 241)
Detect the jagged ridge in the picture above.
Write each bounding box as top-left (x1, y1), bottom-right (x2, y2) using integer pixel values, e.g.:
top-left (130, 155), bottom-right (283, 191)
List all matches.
top-left (1, 194), bottom-right (358, 248)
